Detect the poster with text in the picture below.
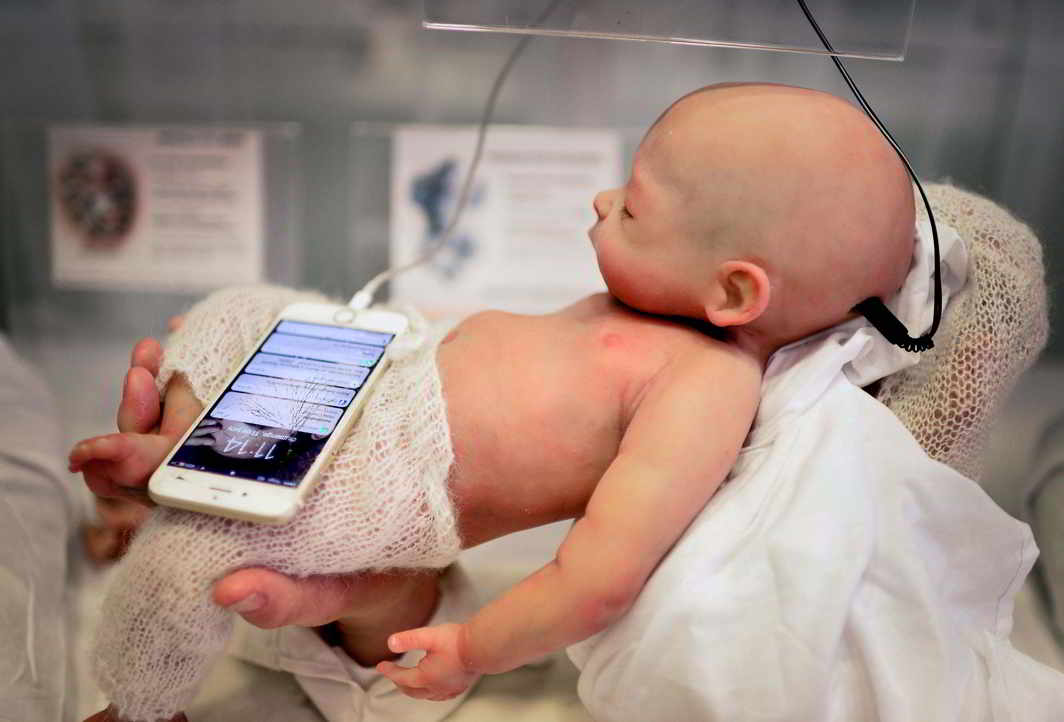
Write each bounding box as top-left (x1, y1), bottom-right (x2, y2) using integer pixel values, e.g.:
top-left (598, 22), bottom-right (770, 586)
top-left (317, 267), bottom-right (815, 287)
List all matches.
top-left (390, 125), bottom-right (620, 315)
top-left (50, 126), bottom-right (264, 291)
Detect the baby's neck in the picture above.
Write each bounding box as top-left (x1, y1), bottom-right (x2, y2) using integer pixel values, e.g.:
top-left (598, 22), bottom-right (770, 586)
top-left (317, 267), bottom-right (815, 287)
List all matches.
top-left (726, 328), bottom-right (776, 368)
top-left (613, 301), bottom-right (776, 368)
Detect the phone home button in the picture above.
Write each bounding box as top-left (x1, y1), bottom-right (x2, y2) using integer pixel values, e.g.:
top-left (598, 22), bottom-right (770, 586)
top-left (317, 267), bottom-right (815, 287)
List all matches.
top-left (333, 308), bottom-right (355, 324)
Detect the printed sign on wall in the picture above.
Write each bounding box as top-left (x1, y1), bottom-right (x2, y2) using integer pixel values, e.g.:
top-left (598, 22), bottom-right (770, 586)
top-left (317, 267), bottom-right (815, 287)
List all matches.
top-left (50, 126), bottom-right (264, 291)
top-left (390, 125), bottom-right (621, 315)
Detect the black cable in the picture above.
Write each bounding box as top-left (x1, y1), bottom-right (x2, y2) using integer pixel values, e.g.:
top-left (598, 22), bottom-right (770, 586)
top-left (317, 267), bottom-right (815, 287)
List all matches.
top-left (795, 0), bottom-right (942, 352)
top-left (354, 0), bottom-right (566, 307)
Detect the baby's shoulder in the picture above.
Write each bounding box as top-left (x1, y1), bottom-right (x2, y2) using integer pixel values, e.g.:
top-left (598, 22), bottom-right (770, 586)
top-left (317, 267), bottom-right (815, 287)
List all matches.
top-left (625, 322), bottom-right (761, 419)
top-left (574, 295), bottom-right (760, 402)
top-left (619, 331), bottom-right (762, 462)
top-left (655, 334), bottom-right (761, 392)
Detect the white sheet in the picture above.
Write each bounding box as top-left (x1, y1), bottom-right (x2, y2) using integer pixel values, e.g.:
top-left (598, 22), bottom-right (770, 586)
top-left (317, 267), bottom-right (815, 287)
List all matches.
top-left (569, 231), bottom-right (1064, 720)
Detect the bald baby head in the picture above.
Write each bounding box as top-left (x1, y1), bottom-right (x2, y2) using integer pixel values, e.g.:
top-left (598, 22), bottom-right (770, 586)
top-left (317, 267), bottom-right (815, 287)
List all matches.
top-left (592, 82), bottom-right (916, 352)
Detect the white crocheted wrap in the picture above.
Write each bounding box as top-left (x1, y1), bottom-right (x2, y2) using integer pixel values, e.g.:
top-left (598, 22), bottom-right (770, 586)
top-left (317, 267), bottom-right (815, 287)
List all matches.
top-left (93, 286), bottom-right (460, 722)
top-left (876, 183), bottom-right (1049, 480)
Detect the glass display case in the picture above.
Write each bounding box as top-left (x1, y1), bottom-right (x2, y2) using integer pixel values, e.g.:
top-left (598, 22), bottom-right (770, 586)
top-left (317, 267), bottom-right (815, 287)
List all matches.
top-left (424, 0), bottom-right (916, 60)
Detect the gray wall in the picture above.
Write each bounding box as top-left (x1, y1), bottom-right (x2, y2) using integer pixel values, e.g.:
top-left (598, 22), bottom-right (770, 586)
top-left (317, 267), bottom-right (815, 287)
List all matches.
top-left (2, 0), bottom-right (1062, 353)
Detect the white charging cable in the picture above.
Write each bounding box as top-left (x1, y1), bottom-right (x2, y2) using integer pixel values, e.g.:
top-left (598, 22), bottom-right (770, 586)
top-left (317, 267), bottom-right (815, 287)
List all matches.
top-left (348, 0), bottom-right (566, 311)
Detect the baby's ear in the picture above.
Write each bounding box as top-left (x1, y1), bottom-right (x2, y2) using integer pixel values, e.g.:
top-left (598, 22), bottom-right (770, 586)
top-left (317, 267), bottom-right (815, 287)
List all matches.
top-left (703, 260), bottom-right (771, 328)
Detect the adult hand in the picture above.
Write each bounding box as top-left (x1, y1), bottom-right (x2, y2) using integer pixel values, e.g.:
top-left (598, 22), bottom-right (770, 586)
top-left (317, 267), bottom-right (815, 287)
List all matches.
top-left (84, 705), bottom-right (187, 722)
top-left (78, 336), bottom-right (167, 563)
top-left (83, 496), bottom-right (151, 563)
top-left (92, 331), bottom-right (441, 663)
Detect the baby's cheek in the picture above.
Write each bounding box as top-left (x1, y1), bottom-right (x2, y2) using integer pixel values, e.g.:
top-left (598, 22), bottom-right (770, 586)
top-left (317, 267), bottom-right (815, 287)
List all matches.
top-left (594, 248), bottom-right (628, 299)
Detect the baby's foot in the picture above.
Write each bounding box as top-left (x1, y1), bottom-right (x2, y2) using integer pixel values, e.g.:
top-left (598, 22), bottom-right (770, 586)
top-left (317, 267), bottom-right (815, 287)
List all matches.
top-left (69, 431), bottom-right (174, 500)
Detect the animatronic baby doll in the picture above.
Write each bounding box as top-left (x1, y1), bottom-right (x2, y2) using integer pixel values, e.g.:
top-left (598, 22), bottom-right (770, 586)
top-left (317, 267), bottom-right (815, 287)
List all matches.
top-left (72, 83), bottom-right (923, 722)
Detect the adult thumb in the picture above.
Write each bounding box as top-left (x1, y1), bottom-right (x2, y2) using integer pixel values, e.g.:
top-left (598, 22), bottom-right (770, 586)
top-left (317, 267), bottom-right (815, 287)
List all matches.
top-left (212, 567), bottom-right (358, 629)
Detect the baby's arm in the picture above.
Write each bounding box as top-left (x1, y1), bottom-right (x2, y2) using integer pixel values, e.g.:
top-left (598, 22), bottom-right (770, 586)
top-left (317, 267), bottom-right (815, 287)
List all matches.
top-left (380, 348), bottom-right (762, 699)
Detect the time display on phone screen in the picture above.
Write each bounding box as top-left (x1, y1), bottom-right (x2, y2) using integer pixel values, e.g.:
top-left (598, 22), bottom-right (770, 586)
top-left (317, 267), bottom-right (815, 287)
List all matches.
top-left (168, 320), bottom-right (394, 487)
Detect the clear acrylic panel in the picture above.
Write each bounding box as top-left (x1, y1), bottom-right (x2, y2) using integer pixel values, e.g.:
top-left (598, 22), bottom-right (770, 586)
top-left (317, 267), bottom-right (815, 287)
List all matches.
top-left (424, 0), bottom-right (915, 61)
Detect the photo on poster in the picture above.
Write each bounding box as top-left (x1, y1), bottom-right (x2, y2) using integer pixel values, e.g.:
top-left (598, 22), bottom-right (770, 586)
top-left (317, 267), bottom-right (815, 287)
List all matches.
top-left (54, 148), bottom-right (138, 250)
top-left (390, 125), bottom-right (620, 315)
top-left (49, 126), bottom-right (265, 292)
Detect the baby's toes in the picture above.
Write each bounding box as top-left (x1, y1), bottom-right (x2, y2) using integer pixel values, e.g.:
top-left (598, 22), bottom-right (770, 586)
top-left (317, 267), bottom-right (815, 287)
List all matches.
top-left (71, 433), bottom-right (174, 490)
top-left (70, 433), bottom-right (131, 470)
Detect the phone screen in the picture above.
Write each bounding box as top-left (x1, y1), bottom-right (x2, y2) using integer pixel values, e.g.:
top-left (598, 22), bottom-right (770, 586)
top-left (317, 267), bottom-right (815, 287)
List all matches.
top-left (167, 319), bottom-right (395, 488)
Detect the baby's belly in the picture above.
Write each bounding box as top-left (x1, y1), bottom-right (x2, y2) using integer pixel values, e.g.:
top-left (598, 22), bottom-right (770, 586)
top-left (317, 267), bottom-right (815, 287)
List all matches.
top-left (436, 310), bottom-right (624, 547)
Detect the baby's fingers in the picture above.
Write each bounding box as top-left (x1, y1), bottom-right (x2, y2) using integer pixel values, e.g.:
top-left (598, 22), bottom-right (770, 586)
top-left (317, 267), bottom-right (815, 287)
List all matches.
top-left (387, 627), bottom-right (436, 655)
top-left (377, 660), bottom-right (456, 701)
top-left (377, 660), bottom-right (427, 692)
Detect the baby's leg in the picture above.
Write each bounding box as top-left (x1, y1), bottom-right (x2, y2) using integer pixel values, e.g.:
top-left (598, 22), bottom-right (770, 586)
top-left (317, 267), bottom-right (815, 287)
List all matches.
top-left (91, 287), bottom-right (460, 722)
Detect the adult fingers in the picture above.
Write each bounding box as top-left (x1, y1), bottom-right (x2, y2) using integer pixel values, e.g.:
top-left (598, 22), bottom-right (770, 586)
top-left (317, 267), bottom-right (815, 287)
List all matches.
top-left (116, 366), bottom-right (162, 435)
top-left (159, 375), bottom-right (205, 441)
top-left (83, 525), bottom-right (122, 564)
top-left (84, 706), bottom-right (187, 722)
top-left (129, 337), bottom-right (163, 378)
top-left (212, 567), bottom-right (364, 629)
top-left (95, 496), bottom-right (152, 528)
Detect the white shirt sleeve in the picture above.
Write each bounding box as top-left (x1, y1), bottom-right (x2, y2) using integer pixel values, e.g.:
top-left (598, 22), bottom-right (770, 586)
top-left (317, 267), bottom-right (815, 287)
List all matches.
top-left (227, 563), bottom-right (480, 722)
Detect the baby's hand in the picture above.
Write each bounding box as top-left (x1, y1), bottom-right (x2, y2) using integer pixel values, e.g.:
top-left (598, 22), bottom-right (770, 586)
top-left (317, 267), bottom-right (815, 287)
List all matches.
top-left (377, 623), bottom-right (479, 701)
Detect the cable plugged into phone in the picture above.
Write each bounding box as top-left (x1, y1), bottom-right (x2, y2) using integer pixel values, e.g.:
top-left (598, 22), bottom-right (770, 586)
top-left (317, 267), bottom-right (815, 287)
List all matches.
top-left (348, 286), bottom-right (375, 312)
top-left (148, 298), bottom-right (410, 524)
top-left (344, 2), bottom-right (565, 315)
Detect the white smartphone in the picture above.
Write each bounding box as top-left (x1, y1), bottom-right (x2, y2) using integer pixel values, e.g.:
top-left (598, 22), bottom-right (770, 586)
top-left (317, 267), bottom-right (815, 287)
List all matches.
top-left (149, 302), bottom-right (409, 524)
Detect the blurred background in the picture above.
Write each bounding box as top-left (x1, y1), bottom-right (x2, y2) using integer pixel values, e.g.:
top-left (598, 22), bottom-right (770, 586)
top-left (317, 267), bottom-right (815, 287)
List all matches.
top-left (1, 1), bottom-right (1063, 718)
top-left (2, 0), bottom-right (1062, 354)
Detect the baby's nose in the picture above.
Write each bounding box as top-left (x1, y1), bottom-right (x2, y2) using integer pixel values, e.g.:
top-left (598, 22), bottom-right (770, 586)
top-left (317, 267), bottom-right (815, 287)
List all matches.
top-left (593, 190), bottom-right (614, 221)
